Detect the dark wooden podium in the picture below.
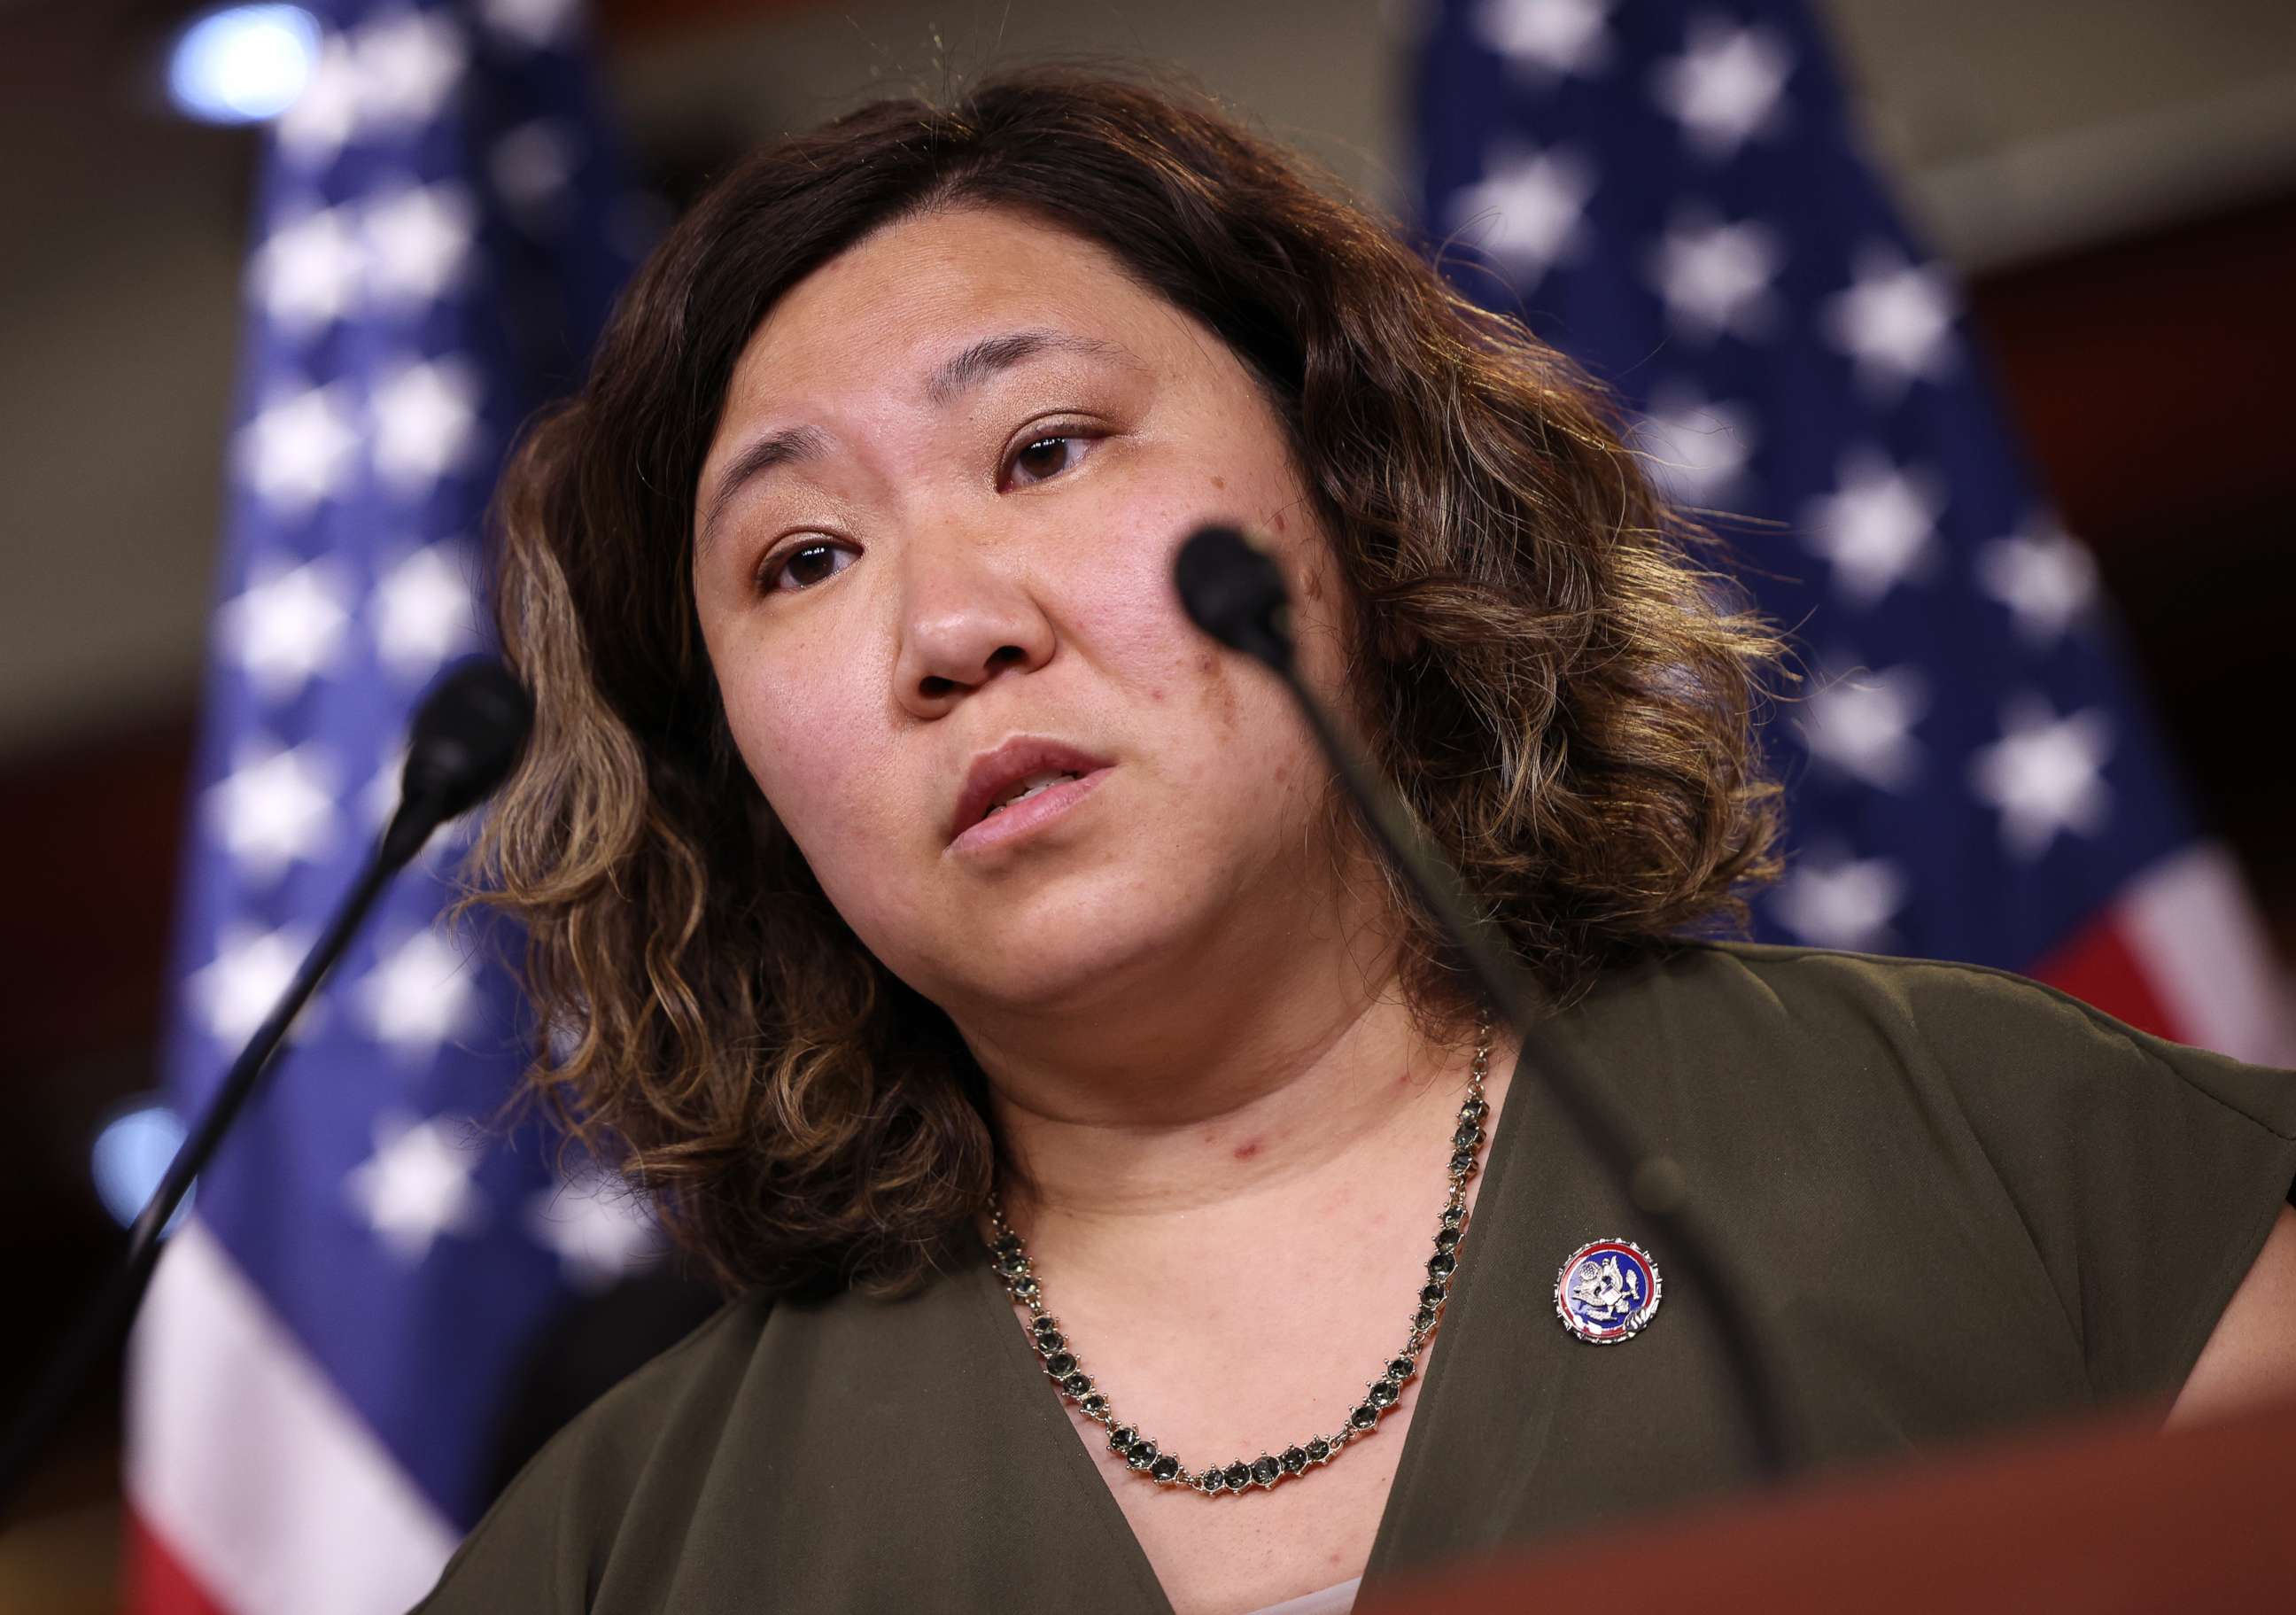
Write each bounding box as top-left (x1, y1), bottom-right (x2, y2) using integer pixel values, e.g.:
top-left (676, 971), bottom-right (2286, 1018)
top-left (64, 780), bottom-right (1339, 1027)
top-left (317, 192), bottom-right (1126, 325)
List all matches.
top-left (1361, 1394), bottom-right (2296, 1611)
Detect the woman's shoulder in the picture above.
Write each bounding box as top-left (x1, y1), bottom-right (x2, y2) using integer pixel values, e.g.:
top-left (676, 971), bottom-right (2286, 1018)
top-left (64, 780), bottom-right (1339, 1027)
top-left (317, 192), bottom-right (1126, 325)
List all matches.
top-left (1632, 930), bottom-right (2180, 1022)
top-left (1590, 935), bottom-right (2296, 1211)
top-left (412, 1292), bottom-right (776, 1612)
top-left (537, 1287), bottom-right (777, 1480)
top-left (1561, 935), bottom-right (2296, 1405)
top-left (1606, 934), bottom-right (2295, 1122)
top-left (413, 1253), bottom-right (1155, 1612)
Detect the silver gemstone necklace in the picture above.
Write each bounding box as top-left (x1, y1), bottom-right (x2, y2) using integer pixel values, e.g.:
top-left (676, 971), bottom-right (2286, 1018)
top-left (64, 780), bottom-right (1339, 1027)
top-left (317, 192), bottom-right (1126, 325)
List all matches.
top-left (984, 1012), bottom-right (1494, 1496)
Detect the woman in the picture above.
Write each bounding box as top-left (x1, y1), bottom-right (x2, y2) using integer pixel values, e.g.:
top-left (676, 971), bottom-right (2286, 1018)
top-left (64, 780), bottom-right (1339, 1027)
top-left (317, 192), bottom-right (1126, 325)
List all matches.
top-left (417, 70), bottom-right (2296, 1615)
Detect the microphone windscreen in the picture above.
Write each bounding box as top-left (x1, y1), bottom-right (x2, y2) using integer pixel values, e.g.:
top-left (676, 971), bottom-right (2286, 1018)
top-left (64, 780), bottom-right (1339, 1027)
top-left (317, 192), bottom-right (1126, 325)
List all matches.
top-left (399, 657), bottom-right (534, 825)
top-left (1174, 524), bottom-right (1292, 666)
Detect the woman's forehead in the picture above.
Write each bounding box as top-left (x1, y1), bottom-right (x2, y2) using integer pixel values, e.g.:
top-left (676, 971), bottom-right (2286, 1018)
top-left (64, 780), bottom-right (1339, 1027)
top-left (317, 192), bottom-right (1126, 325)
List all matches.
top-left (741, 209), bottom-right (1140, 372)
top-left (696, 205), bottom-right (1235, 517)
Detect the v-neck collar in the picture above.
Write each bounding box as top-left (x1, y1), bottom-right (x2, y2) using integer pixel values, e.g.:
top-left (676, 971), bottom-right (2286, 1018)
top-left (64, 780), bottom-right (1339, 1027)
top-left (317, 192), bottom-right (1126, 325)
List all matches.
top-left (965, 1046), bottom-right (1535, 1614)
top-left (968, 1238), bottom-right (1171, 1611)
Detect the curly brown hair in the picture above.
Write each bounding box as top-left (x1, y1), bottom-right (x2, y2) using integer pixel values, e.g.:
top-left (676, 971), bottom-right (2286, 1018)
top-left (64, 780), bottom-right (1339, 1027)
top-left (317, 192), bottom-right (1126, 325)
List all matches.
top-left (473, 67), bottom-right (1795, 1303)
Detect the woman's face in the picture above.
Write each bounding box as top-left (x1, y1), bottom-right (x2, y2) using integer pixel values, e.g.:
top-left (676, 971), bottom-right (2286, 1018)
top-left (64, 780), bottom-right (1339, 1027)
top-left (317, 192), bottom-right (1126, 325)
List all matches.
top-left (691, 204), bottom-right (1369, 1025)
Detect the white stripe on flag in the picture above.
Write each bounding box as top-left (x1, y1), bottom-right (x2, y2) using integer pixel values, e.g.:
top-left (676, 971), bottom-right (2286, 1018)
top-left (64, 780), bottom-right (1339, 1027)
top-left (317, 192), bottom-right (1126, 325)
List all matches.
top-left (125, 1216), bottom-right (461, 1615)
top-left (2118, 841), bottom-right (2296, 1067)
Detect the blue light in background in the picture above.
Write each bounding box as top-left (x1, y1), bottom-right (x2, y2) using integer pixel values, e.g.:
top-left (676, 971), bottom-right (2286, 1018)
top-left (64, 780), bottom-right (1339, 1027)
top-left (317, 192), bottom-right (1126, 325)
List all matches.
top-left (92, 1096), bottom-right (195, 1235)
top-left (167, 4), bottom-right (322, 125)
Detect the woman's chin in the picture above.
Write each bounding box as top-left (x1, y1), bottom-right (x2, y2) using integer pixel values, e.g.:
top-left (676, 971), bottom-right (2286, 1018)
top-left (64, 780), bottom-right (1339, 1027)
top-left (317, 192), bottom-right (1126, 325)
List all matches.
top-left (910, 900), bottom-right (1221, 1019)
top-left (935, 932), bottom-right (1164, 1012)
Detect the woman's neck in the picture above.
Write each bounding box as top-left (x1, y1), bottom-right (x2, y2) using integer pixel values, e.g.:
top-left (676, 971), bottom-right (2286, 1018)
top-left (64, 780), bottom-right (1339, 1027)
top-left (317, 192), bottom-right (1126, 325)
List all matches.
top-left (958, 932), bottom-right (1498, 1265)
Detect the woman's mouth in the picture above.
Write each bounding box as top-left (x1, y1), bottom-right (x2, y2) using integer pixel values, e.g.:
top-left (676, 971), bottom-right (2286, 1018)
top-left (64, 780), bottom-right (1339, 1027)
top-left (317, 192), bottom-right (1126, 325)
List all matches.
top-left (948, 763), bottom-right (1114, 855)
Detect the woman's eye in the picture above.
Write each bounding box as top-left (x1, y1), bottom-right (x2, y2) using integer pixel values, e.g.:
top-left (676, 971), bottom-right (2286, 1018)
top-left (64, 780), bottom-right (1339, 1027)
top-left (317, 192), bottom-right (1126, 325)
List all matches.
top-left (1004, 432), bottom-right (1093, 487)
top-left (759, 541), bottom-right (853, 594)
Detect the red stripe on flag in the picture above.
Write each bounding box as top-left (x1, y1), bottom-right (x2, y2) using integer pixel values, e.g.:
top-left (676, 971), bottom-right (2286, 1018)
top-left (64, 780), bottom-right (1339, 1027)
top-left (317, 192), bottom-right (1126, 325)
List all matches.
top-left (123, 1505), bottom-right (230, 1615)
top-left (2027, 910), bottom-right (2188, 1044)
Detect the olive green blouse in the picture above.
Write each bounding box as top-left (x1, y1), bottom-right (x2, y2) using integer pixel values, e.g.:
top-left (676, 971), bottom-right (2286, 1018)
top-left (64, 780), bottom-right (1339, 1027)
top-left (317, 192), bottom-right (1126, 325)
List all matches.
top-left (413, 940), bottom-right (2296, 1613)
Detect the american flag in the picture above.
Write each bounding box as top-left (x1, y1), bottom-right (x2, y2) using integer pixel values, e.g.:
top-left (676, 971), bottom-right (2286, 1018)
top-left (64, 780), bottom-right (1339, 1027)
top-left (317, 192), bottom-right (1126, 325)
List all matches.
top-left (1414, 0), bottom-right (2294, 1060)
top-left (124, 4), bottom-right (651, 1611)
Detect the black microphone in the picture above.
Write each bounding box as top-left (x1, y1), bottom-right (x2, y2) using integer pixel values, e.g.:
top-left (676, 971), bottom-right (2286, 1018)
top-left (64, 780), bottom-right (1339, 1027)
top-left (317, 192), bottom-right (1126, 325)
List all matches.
top-left (384, 657), bottom-right (535, 868)
top-left (1175, 524), bottom-right (1792, 1479)
top-left (0, 657), bottom-right (535, 1522)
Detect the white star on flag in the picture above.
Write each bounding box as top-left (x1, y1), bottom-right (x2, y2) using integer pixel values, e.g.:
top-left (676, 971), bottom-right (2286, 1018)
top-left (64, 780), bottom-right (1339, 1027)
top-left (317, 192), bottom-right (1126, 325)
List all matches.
top-left (1803, 448), bottom-right (1945, 608)
top-left (1967, 692), bottom-right (2115, 861)
top-left (237, 382), bottom-right (363, 514)
top-left (372, 357), bottom-right (483, 493)
top-left (345, 1111), bottom-right (489, 1264)
top-left (1448, 144), bottom-right (1597, 287)
top-left (375, 542), bottom-right (480, 678)
top-left (1975, 516), bottom-right (2099, 648)
top-left (1645, 211), bottom-right (1784, 342)
top-left (275, 33), bottom-right (360, 166)
top-left (249, 206), bottom-right (366, 333)
top-left (492, 119), bottom-right (578, 216)
top-left (351, 9), bottom-right (469, 130)
top-left (1636, 382), bottom-right (1758, 506)
top-left (524, 1163), bottom-right (666, 1293)
top-left (208, 739), bottom-right (340, 881)
top-left (356, 928), bottom-right (481, 1058)
top-left (362, 183), bottom-right (475, 308)
top-left (1771, 842), bottom-right (1906, 951)
top-left (1472, 0), bottom-right (1612, 80)
top-left (1796, 659), bottom-right (1927, 791)
top-left (542, 1008), bottom-right (588, 1066)
top-left (1648, 16), bottom-right (1795, 161)
top-left (483, 0), bottom-right (584, 50)
top-left (221, 555), bottom-right (357, 702)
top-left (185, 922), bottom-right (317, 1045)
top-left (1821, 243), bottom-right (1959, 400)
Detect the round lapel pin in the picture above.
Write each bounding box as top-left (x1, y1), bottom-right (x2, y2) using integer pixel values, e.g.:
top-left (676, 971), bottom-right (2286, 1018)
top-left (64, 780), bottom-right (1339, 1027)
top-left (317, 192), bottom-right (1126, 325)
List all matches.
top-left (1554, 1238), bottom-right (1662, 1344)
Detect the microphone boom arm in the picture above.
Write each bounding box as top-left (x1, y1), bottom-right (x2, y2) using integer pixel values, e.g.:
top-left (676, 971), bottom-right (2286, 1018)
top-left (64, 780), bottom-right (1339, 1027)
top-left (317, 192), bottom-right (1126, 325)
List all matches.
top-left (0, 658), bottom-right (532, 1523)
top-left (1176, 524), bottom-right (1791, 1479)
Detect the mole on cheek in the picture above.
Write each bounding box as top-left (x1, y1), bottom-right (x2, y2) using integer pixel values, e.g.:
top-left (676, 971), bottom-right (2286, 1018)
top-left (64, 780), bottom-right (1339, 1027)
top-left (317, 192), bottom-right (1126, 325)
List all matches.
top-left (1212, 475), bottom-right (1227, 491)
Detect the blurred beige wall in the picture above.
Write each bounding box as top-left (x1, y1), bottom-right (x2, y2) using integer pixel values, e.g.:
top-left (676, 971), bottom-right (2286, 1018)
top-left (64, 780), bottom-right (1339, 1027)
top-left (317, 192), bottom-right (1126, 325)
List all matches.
top-left (0, 87), bottom-right (246, 753)
top-left (3, 0), bottom-right (2292, 759)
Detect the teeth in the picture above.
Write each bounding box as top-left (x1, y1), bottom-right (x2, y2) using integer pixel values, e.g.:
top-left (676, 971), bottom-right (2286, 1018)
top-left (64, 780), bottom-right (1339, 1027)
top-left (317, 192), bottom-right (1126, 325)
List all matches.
top-left (982, 770), bottom-right (1080, 819)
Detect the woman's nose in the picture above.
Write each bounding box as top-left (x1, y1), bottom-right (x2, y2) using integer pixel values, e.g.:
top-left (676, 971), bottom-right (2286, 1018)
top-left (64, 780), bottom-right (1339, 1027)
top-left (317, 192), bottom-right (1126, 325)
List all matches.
top-left (891, 541), bottom-right (1057, 718)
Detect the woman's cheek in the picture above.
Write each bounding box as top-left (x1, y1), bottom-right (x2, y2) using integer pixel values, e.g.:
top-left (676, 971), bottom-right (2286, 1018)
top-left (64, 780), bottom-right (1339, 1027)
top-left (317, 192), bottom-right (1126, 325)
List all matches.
top-left (719, 672), bottom-right (835, 835)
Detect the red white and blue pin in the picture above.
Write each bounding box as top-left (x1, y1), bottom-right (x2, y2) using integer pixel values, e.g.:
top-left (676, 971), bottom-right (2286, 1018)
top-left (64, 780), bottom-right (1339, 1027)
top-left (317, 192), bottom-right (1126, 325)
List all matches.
top-left (1554, 1238), bottom-right (1662, 1344)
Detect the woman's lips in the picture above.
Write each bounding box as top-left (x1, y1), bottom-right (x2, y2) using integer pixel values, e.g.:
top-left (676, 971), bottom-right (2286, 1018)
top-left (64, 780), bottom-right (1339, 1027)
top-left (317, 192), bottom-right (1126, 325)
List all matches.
top-left (947, 766), bottom-right (1113, 855)
top-left (950, 736), bottom-right (1117, 841)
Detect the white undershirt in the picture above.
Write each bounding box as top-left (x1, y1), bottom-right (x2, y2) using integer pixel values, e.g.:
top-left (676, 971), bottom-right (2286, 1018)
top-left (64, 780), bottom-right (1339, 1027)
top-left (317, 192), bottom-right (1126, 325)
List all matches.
top-left (1245, 1575), bottom-right (1361, 1615)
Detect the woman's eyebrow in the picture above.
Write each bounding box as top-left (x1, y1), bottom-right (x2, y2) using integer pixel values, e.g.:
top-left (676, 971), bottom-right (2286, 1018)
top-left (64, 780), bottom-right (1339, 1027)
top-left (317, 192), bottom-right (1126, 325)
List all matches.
top-left (697, 423), bottom-right (833, 560)
top-left (923, 327), bottom-right (1136, 406)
